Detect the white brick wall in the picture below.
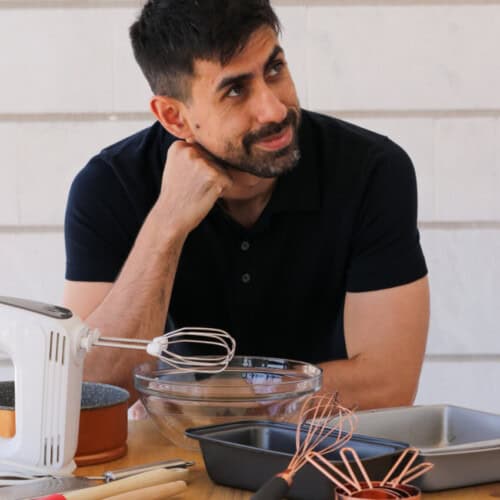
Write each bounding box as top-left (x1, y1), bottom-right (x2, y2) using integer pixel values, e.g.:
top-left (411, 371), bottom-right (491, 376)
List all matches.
top-left (0, 120), bottom-right (151, 225)
top-left (0, 1), bottom-right (499, 412)
top-left (306, 4), bottom-right (500, 111)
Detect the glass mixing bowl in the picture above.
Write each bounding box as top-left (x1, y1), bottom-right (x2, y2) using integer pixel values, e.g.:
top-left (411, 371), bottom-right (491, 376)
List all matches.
top-left (134, 356), bottom-right (322, 449)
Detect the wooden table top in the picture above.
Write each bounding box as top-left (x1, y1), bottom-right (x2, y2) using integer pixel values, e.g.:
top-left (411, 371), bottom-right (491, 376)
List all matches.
top-left (76, 418), bottom-right (500, 499)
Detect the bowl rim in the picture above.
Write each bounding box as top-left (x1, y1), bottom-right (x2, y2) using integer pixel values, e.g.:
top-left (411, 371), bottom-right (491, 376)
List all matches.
top-left (133, 355), bottom-right (322, 402)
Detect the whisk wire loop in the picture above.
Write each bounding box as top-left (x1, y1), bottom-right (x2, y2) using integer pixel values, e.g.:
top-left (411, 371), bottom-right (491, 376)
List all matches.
top-left (305, 452), bottom-right (354, 495)
top-left (340, 447), bottom-right (373, 490)
top-left (92, 326), bottom-right (236, 374)
top-left (380, 447), bottom-right (419, 487)
top-left (288, 394), bottom-right (356, 473)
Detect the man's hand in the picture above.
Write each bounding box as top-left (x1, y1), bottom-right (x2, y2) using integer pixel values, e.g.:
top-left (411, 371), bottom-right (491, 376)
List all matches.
top-left (157, 141), bottom-right (232, 237)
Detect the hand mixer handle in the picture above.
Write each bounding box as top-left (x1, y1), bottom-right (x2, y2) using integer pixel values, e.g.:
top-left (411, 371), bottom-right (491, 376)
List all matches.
top-left (0, 296), bottom-right (73, 320)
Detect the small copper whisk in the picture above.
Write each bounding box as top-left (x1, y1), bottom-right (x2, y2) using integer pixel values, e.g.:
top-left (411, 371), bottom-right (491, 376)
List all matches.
top-left (251, 393), bottom-right (356, 500)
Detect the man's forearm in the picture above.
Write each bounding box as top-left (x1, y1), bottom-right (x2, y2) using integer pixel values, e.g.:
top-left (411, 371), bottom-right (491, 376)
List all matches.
top-left (82, 204), bottom-right (186, 397)
top-left (318, 355), bottom-right (420, 411)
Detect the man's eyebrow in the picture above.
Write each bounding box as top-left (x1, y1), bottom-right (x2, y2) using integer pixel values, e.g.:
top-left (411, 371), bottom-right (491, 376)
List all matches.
top-left (215, 45), bottom-right (285, 94)
top-left (216, 72), bottom-right (252, 94)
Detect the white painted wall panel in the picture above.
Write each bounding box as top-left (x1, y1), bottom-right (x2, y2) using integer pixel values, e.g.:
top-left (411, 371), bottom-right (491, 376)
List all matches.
top-left (416, 360), bottom-right (500, 414)
top-left (0, 120), bottom-right (152, 225)
top-left (111, 8), bottom-right (152, 112)
top-left (0, 231), bottom-right (65, 304)
top-left (275, 6), bottom-right (309, 108)
top-left (307, 5), bottom-right (500, 111)
top-left (421, 228), bottom-right (500, 355)
top-left (435, 118), bottom-right (500, 221)
top-left (0, 139), bottom-right (19, 225)
top-left (0, 9), bottom-right (115, 113)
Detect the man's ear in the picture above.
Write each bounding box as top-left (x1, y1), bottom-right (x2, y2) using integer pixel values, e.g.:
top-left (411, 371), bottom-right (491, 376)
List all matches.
top-left (150, 96), bottom-right (193, 140)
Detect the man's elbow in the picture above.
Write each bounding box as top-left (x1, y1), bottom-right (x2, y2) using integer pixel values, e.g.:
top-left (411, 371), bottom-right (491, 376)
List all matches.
top-left (374, 375), bottom-right (420, 409)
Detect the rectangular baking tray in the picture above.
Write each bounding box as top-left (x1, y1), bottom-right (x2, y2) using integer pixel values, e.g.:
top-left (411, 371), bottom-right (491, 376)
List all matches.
top-left (186, 420), bottom-right (408, 500)
top-left (339, 404), bottom-right (500, 491)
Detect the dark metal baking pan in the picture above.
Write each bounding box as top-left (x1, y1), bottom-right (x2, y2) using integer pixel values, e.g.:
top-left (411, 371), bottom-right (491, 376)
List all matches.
top-left (341, 405), bottom-right (500, 491)
top-left (186, 420), bottom-right (408, 500)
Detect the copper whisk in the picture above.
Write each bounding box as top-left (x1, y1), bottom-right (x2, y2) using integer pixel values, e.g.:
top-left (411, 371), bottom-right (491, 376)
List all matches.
top-left (251, 393), bottom-right (356, 500)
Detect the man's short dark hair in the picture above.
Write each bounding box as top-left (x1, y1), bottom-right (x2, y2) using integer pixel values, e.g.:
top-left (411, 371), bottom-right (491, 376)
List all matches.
top-left (130, 0), bottom-right (281, 101)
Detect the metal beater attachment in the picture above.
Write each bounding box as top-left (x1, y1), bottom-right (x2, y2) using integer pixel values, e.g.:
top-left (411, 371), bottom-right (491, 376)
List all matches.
top-left (84, 327), bottom-right (236, 374)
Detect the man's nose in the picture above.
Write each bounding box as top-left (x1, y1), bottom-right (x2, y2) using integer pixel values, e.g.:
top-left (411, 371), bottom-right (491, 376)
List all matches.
top-left (252, 84), bottom-right (288, 125)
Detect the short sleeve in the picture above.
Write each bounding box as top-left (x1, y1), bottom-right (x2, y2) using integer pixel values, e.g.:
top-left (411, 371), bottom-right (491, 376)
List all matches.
top-left (346, 139), bottom-right (427, 292)
top-left (64, 158), bottom-right (137, 282)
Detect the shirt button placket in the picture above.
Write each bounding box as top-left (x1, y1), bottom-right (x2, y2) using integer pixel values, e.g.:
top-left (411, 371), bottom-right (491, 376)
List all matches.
top-left (239, 240), bottom-right (252, 286)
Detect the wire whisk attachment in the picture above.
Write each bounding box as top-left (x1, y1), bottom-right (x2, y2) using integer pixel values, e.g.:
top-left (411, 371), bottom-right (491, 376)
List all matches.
top-left (84, 326), bottom-right (236, 374)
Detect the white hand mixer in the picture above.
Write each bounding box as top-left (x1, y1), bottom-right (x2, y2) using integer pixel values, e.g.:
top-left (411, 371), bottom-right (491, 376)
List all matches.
top-left (0, 296), bottom-right (235, 476)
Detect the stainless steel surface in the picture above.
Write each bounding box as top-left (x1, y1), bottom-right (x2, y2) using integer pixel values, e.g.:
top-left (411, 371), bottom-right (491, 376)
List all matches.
top-left (0, 296), bottom-right (72, 319)
top-left (351, 405), bottom-right (500, 453)
top-left (85, 458), bottom-right (195, 481)
top-left (0, 476), bottom-right (96, 499)
top-left (339, 405), bottom-right (500, 491)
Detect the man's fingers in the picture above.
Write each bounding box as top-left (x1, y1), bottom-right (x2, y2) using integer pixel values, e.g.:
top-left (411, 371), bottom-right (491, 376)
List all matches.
top-left (178, 141), bottom-right (233, 192)
top-left (158, 139), bottom-right (233, 234)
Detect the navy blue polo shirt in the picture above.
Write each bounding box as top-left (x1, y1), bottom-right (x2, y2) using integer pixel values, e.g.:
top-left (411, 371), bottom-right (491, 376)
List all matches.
top-left (65, 110), bottom-right (427, 363)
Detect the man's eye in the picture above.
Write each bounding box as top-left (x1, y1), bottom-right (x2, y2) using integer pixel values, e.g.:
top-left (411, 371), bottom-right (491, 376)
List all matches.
top-left (227, 85), bottom-right (244, 98)
top-left (268, 61), bottom-right (284, 77)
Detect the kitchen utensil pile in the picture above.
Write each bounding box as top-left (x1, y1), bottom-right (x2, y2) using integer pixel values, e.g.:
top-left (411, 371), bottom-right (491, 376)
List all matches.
top-left (250, 395), bottom-right (433, 500)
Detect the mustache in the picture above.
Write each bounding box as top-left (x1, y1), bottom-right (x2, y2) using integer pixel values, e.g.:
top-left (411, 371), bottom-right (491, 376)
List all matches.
top-left (242, 108), bottom-right (299, 154)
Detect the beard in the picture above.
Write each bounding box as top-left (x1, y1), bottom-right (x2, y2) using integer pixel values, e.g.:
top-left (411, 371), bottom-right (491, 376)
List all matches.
top-left (197, 107), bottom-right (302, 179)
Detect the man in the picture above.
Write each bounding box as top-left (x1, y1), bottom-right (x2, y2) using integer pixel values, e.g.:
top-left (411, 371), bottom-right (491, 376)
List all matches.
top-left (63, 0), bottom-right (429, 410)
